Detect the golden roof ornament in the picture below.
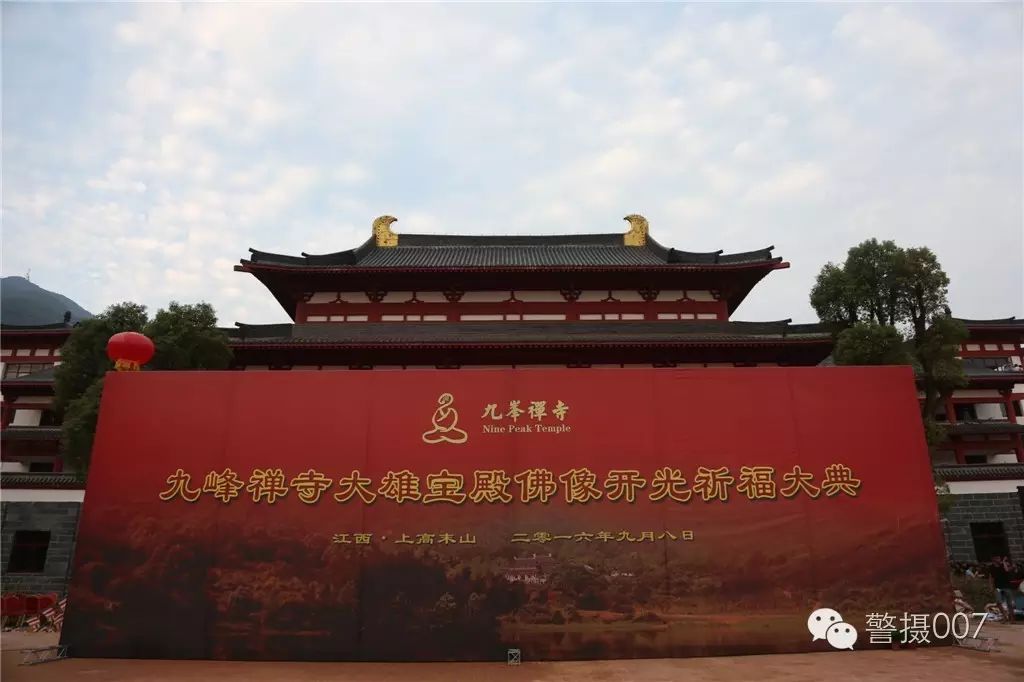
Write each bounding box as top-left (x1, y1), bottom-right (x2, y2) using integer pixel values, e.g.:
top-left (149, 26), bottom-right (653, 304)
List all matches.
top-left (623, 214), bottom-right (648, 247)
top-left (373, 215), bottom-right (399, 247)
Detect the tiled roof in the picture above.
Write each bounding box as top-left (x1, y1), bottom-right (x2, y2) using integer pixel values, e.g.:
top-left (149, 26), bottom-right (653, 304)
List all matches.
top-left (934, 463), bottom-right (1024, 482)
top-left (227, 320), bottom-right (833, 346)
top-left (0, 365), bottom-right (57, 384)
top-left (963, 367), bottom-right (1024, 384)
top-left (948, 421), bottom-right (1024, 435)
top-left (0, 322), bottom-right (74, 331)
top-left (244, 233), bottom-right (781, 270)
top-left (1, 426), bottom-right (61, 441)
top-left (964, 366), bottom-right (1024, 376)
top-left (954, 317), bottom-right (1023, 326)
top-left (357, 244), bottom-right (665, 268)
top-left (0, 472), bottom-right (83, 489)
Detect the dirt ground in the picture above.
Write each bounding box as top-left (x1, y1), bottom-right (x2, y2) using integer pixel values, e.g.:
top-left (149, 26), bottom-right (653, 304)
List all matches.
top-left (2, 626), bottom-right (1022, 682)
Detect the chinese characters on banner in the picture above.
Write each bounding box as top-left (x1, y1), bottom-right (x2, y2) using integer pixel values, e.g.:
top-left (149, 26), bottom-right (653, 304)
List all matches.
top-left (481, 398), bottom-right (570, 422)
top-left (326, 530), bottom-right (698, 546)
top-left (159, 464), bottom-right (861, 504)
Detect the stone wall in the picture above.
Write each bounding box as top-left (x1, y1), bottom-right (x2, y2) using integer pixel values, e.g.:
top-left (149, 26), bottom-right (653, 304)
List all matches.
top-left (0, 501), bottom-right (81, 594)
top-left (943, 491), bottom-right (1024, 562)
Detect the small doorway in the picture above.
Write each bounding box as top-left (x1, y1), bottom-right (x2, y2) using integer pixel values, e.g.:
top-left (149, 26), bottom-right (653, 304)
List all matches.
top-left (970, 522), bottom-right (1010, 561)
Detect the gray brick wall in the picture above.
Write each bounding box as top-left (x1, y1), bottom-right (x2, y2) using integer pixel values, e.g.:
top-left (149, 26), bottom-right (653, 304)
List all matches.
top-left (942, 490), bottom-right (1024, 562)
top-left (0, 501), bottom-right (81, 594)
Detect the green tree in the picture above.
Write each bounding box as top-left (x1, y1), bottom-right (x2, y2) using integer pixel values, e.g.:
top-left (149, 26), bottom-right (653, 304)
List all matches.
top-left (61, 378), bottom-right (106, 474)
top-left (56, 300), bottom-right (232, 474)
top-left (809, 264), bottom-right (859, 328)
top-left (810, 240), bottom-right (967, 448)
top-left (844, 239), bottom-right (903, 326)
top-left (54, 302), bottom-right (149, 414)
top-left (145, 302), bottom-right (234, 370)
top-left (833, 323), bottom-right (913, 366)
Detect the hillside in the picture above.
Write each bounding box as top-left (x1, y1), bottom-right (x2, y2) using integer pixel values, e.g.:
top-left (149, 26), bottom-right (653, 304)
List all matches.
top-left (1, 276), bottom-right (93, 326)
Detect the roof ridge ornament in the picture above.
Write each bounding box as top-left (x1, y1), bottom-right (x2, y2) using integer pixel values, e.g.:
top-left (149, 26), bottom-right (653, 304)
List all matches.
top-left (623, 214), bottom-right (648, 247)
top-left (373, 215), bottom-right (399, 248)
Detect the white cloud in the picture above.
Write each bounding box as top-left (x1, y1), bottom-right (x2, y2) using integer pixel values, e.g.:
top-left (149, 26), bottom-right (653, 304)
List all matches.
top-left (335, 163), bottom-right (371, 185)
top-left (745, 163), bottom-right (826, 202)
top-left (1, 3), bottom-right (1020, 325)
top-left (835, 6), bottom-right (949, 67)
top-left (707, 79), bottom-right (753, 108)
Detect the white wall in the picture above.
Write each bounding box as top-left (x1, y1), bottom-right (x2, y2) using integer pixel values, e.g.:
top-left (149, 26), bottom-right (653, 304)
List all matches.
top-left (13, 396), bottom-right (51, 405)
top-left (951, 389), bottom-right (1004, 399)
top-left (10, 409), bottom-right (42, 427)
top-left (976, 403), bottom-right (1007, 420)
top-left (948, 480), bottom-right (1024, 495)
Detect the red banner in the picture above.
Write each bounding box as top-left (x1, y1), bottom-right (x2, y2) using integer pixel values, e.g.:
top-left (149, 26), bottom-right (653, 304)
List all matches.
top-left (63, 367), bottom-right (951, 660)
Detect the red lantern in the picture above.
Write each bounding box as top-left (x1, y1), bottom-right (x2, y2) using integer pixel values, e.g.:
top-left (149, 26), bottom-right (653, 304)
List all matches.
top-left (106, 332), bottom-right (155, 371)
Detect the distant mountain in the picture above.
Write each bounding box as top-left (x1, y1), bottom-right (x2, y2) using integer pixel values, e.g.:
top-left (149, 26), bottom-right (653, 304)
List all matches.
top-left (1, 276), bottom-right (93, 326)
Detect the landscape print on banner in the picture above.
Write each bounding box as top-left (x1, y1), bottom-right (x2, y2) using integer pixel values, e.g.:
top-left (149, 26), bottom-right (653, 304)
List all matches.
top-left (62, 368), bottom-right (951, 661)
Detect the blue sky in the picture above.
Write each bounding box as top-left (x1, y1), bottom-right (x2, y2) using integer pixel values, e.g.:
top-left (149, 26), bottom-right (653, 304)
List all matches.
top-left (3, 2), bottom-right (1021, 325)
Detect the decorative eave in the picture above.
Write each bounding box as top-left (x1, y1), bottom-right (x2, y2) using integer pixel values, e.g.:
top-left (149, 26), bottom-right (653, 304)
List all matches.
top-left (237, 215), bottom-right (788, 320)
top-left (236, 265), bottom-right (785, 322)
top-left (0, 322), bottom-right (75, 333)
top-left (0, 323), bottom-right (74, 346)
top-left (226, 319), bottom-right (831, 344)
top-left (237, 261), bottom-right (788, 274)
top-left (0, 365), bottom-right (57, 396)
top-left (963, 370), bottom-right (1024, 388)
top-left (934, 463), bottom-right (1024, 482)
top-left (953, 316), bottom-right (1024, 344)
top-left (225, 320), bottom-right (834, 366)
top-left (0, 426), bottom-right (62, 442)
top-left (0, 472), bottom-right (83, 490)
top-left (0, 382), bottom-right (56, 398)
top-left (230, 338), bottom-right (832, 351)
top-left (914, 367), bottom-right (1024, 388)
top-left (955, 316), bottom-right (1024, 333)
top-left (947, 421), bottom-right (1024, 436)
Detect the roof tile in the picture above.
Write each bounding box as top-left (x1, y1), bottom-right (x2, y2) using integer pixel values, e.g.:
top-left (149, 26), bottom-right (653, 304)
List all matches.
top-left (227, 320), bottom-right (832, 346)
top-left (246, 233), bottom-right (779, 270)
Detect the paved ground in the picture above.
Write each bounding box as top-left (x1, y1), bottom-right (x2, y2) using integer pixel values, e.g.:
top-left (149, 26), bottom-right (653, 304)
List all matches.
top-left (2, 626), bottom-right (1022, 681)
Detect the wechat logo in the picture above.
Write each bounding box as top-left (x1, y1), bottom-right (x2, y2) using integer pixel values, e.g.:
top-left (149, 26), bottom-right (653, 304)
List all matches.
top-left (807, 608), bottom-right (858, 650)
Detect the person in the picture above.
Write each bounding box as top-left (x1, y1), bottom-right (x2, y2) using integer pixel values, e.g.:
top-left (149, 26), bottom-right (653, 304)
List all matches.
top-left (990, 556), bottom-right (1014, 622)
top-left (1012, 562), bottom-right (1024, 589)
top-left (965, 565), bottom-right (978, 578)
top-left (953, 589), bottom-right (973, 614)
